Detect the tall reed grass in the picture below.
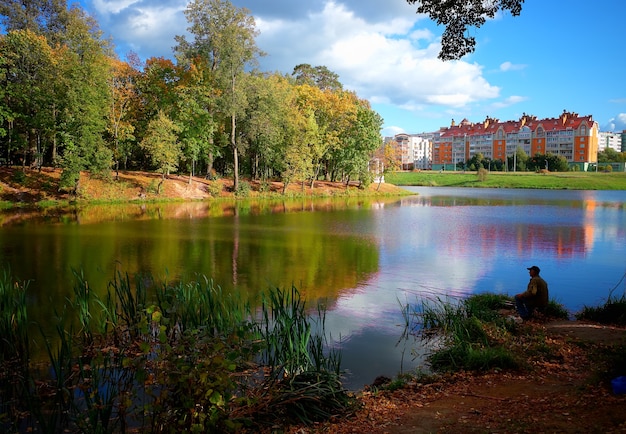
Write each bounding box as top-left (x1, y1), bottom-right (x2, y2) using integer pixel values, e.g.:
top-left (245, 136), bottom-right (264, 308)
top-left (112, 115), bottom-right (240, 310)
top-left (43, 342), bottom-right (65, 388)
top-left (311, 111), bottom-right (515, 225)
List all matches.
top-left (0, 269), bottom-right (351, 432)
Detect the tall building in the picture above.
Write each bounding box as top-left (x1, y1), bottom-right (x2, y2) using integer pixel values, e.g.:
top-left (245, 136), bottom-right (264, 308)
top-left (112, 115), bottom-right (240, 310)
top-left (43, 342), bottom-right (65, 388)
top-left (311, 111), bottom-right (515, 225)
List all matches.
top-left (431, 111), bottom-right (599, 171)
top-left (386, 133), bottom-right (433, 170)
top-left (598, 131), bottom-right (623, 152)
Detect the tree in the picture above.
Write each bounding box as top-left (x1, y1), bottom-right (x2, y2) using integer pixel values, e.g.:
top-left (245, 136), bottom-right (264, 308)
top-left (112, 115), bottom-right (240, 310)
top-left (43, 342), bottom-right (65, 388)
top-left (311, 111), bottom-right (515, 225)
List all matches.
top-left (292, 64), bottom-right (343, 91)
top-left (140, 110), bottom-right (181, 190)
top-left (373, 141), bottom-right (400, 191)
top-left (407, 0), bottom-right (524, 60)
top-left (239, 72), bottom-right (291, 181)
top-left (107, 55), bottom-right (139, 179)
top-left (175, 0), bottom-right (262, 191)
top-left (0, 30), bottom-right (56, 168)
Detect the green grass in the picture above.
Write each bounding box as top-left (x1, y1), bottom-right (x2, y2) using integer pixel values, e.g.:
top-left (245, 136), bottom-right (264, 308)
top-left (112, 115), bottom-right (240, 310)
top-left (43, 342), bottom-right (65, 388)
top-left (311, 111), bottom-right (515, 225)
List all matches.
top-left (386, 171), bottom-right (626, 190)
top-left (407, 293), bottom-right (571, 373)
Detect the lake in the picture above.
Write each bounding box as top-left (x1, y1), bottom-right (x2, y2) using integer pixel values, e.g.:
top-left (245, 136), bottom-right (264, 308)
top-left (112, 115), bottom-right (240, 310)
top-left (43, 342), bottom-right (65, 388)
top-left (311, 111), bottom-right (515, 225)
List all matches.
top-left (1, 187), bottom-right (625, 390)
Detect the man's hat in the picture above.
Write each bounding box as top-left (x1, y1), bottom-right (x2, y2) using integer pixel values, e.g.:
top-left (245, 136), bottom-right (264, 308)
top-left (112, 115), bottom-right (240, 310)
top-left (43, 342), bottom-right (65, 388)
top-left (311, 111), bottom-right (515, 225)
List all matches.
top-left (527, 265), bottom-right (540, 273)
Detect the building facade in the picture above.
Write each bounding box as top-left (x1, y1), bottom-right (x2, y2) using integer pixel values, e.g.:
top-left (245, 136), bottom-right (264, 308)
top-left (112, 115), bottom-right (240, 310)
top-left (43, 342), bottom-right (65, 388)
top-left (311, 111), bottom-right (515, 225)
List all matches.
top-left (386, 133), bottom-right (433, 170)
top-left (431, 111), bottom-right (599, 171)
top-left (598, 131), bottom-right (623, 152)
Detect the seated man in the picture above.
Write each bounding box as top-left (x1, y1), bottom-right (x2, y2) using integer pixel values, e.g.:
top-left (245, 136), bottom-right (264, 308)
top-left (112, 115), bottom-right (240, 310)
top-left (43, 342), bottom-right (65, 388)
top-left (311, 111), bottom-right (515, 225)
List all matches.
top-left (515, 265), bottom-right (549, 320)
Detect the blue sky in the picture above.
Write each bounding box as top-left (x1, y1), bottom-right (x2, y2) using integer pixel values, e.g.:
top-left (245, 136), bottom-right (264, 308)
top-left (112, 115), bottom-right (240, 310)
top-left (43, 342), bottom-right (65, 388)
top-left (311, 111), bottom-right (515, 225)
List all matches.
top-left (79, 0), bottom-right (626, 137)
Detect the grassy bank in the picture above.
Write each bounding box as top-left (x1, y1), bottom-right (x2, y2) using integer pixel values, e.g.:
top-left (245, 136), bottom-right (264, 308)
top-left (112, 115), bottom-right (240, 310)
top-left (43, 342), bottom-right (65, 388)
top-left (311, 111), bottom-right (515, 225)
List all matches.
top-left (0, 167), bottom-right (410, 209)
top-left (386, 170), bottom-right (626, 190)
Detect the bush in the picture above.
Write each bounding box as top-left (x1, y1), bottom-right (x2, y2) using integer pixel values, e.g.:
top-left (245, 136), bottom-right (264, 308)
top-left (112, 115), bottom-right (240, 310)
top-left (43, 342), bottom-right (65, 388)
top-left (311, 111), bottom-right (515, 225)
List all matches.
top-left (235, 180), bottom-right (251, 198)
top-left (477, 167), bottom-right (488, 182)
top-left (207, 181), bottom-right (222, 197)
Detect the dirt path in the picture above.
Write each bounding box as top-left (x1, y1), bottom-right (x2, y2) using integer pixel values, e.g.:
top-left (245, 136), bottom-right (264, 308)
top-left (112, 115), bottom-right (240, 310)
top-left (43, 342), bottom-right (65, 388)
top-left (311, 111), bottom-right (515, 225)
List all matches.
top-left (296, 319), bottom-right (626, 433)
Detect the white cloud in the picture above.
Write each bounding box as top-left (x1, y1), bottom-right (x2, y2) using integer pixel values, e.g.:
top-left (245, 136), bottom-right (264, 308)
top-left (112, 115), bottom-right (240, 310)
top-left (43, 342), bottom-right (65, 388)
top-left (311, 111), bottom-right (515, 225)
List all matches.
top-left (603, 113), bottom-right (626, 132)
top-left (86, 0), bottom-right (503, 130)
top-left (500, 61), bottom-right (526, 72)
top-left (491, 95), bottom-right (528, 110)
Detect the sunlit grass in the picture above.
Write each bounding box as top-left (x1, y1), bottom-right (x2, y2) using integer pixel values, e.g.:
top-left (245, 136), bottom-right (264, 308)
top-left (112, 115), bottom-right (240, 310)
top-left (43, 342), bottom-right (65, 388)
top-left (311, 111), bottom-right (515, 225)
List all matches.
top-left (386, 171), bottom-right (626, 190)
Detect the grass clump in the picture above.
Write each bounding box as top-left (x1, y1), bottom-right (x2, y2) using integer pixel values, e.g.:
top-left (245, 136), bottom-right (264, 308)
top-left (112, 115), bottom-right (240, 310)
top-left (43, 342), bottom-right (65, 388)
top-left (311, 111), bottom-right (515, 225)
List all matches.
top-left (575, 290), bottom-right (626, 326)
top-left (406, 293), bottom-right (569, 374)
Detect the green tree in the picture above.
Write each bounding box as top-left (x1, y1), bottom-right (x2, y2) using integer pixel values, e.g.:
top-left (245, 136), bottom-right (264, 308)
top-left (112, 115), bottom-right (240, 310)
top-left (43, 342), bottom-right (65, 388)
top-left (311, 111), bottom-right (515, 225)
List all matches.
top-left (175, 0), bottom-right (262, 191)
top-left (240, 72), bottom-right (291, 181)
top-left (292, 64), bottom-right (343, 91)
top-left (140, 110), bottom-right (182, 188)
top-left (174, 60), bottom-right (218, 182)
top-left (406, 0), bottom-right (524, 60)
top-left (338, 99), bottom-right (383, 187)
top-left (55, 7), bottom-right (112, 182)
top-left (0, 30), bottom-right (56, 168)
top-left (598, 147), bottom-right (625, 163)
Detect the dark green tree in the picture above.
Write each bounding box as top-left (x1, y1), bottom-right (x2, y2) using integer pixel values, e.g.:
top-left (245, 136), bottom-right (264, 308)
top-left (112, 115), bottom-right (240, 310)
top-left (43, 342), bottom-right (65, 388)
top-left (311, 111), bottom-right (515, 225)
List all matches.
top-left (292, 64), bottom-right (343, 91)
top-left (407, 0), bottom-right (524, 60)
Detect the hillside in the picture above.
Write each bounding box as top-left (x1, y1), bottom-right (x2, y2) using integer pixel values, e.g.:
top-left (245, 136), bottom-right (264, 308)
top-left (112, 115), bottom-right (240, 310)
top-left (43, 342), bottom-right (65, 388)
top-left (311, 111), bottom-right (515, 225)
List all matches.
top-left (0, 167), bottom-right (407, 205)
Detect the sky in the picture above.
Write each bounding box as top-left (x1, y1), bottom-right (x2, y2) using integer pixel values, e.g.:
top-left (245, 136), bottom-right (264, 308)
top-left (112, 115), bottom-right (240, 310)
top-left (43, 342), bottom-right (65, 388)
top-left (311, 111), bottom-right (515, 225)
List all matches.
top-left (78, 0), bottom-right (626, 138)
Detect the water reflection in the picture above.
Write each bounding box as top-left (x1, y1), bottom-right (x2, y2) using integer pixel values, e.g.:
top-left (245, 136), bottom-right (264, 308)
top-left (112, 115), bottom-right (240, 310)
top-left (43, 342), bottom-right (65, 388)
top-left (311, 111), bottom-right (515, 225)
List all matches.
top-left (1, 188), bottom-right (625, 390)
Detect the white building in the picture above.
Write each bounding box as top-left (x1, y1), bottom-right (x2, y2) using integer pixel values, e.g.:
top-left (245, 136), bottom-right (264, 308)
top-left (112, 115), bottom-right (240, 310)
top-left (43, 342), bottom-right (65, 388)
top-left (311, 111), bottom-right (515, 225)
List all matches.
top-left (386, 133), bottom-right (433, 170)
top-left (598, 131), bottom-right (622, 152)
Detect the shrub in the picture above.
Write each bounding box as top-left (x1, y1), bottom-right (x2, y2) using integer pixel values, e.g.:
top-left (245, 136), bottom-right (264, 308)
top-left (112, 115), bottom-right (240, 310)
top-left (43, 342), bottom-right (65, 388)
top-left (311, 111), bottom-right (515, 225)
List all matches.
top-left (207, 181), bottom-right (222, 197)
top-left (477, 167), bottom-right (488, 182)
top-left (235, 180), bottom-right (251, 198)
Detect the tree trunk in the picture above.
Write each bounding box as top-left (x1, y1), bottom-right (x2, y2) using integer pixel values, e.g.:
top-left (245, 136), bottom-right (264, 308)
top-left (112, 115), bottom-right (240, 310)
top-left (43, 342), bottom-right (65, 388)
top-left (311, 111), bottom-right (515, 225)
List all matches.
top-left (232, 114), bottom-right (238, 191)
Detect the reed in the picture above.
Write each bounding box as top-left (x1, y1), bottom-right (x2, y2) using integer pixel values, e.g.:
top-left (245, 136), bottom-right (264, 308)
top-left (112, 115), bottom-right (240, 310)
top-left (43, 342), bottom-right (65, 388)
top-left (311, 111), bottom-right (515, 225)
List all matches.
top-left (0, 270), bottom-right (351, 431)
top-left (0, 269), bottom-right (30, 365)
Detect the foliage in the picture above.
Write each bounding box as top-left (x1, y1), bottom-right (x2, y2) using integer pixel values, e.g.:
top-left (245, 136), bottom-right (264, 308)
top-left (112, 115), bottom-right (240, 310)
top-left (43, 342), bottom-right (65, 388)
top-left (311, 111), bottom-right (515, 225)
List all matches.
top-left (407, 292), bottom-right (570, 373)
top-left (0, 0), bottom-right (385, 205)
top-left (234, 179), bottom-right (251, 198)
top-left (406, 0), bottom-right (524, 60)
top-left (0, 269), bottom-right (350, 432)
top-left (140, 110), bottom-right (182, 179)
top-left (477, 167), bottom-right (488, 182)
top-left (292, 63), bottom-right (343, 91)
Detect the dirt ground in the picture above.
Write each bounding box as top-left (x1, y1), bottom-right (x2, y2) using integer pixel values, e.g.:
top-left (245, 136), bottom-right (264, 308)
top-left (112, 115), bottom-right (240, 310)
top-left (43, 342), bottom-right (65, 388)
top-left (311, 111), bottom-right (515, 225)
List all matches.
top-left (296, 319), bottom-right (626, 434)
top-left (0, 167), bottom-right (405, 203)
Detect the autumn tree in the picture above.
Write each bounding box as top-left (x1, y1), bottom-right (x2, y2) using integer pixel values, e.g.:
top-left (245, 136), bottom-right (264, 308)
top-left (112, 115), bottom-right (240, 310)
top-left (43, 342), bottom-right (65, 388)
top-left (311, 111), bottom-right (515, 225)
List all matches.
top-left (175, 0), bottom-right (262, 191)
top-left (407, 0), bottom-right (524, 60)
top-left (107, 54), bottom-right (139, 179)
top-left (374, 141), bottom-right (400, 191)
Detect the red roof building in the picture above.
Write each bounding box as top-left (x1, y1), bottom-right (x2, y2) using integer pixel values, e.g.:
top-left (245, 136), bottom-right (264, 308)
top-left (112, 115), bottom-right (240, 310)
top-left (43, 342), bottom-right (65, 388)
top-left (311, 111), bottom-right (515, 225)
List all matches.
top-left (432, 111), bottom-right (599, 169)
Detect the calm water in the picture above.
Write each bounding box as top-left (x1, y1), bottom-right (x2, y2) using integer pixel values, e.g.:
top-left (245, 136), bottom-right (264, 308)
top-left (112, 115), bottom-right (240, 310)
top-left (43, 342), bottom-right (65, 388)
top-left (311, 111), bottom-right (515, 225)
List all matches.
top-left (1, 187), bottom-right (625, 390)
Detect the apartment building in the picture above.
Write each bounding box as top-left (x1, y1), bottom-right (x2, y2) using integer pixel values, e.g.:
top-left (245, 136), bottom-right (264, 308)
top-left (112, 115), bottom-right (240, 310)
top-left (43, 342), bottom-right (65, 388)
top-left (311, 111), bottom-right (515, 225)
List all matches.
top-left (431, 111), bottom-right (599, 171)
top-left (385, 133), bottom-right (433, 170)
top-left (598, 131), bottom-right (623, 152)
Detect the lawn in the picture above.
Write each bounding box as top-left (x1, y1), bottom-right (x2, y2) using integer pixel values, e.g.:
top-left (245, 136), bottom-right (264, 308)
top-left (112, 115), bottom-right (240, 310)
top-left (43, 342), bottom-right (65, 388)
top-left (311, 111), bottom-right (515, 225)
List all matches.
top-left (385, 170), bottom-right (626, 190)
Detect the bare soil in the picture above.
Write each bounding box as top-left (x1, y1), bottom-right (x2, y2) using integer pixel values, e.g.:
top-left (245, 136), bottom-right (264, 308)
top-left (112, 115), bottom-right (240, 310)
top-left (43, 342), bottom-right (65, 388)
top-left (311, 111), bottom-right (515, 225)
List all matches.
top-left (0, 167), bottom-right (405, 203)
top-left (296, 318), bottom-right (626, 434)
